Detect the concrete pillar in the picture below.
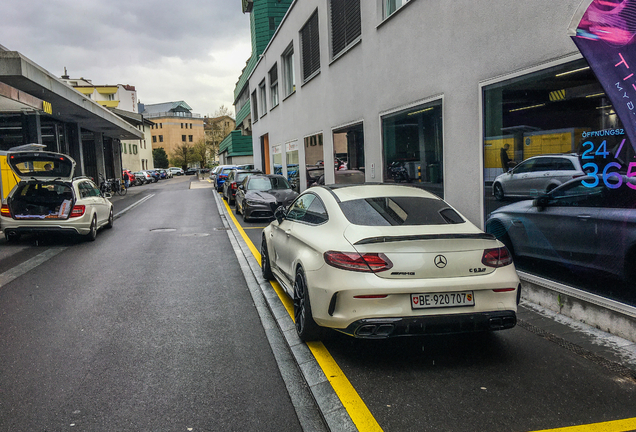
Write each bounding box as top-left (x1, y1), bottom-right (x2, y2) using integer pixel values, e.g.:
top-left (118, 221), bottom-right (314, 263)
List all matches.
top-left (67, 123), bottom-right (85, 176)
top-left (95, 133), bottom-right (106, 180)
top-left (22, 112), bottom-right (42, 144)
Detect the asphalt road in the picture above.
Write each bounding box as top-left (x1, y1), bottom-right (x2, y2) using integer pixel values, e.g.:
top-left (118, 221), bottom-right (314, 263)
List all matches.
top-left (0, 176), bottom-right (304, 431)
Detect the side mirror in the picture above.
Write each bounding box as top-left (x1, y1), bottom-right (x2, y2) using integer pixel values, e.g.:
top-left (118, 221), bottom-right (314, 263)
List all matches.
top-left (274, 206), bottom-right (286, 224)
top-left (533, 195), bottom-right (548, 211)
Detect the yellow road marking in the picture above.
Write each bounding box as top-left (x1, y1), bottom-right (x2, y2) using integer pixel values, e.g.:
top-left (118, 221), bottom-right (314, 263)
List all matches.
top-left (222, 199), bottom-right (383, 431)
top-left (222, 199), bottom-right (634, 432)
top-left (531, 418), bottom-right (636, 432)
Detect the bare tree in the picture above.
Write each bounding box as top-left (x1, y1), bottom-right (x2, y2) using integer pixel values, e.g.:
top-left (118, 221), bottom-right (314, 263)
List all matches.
top-left (171, 143), bottom-right (195, 169)
top-left (205, 105), bottom-right (236, 163)
top-left (192, 138), bottom-right (209, 168)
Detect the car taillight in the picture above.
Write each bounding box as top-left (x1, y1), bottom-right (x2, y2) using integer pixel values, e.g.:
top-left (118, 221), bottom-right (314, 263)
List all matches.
top-left (0, 204), bottom-right (11, 217)
top-left (324, 251), bottom-right (393, 273)
top-left (231, 182), bottom-right (238, 190)
top-left (482, 247), bottom-right (513, 268)
top-left (70, 205), bottom-right (85, 218)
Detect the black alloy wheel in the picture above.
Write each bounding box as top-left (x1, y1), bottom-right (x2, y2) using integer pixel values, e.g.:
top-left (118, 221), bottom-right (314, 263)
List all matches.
top-left (105, 209), bottom-right (114, 229)
top-left (293, 267), bottom-right (322, 341)
top-left (261, 237), bottom-right (274, 280)
top-left (85, 215), bottom-right (97, 241)
top-left (494, 183), bottom-right (505, 201)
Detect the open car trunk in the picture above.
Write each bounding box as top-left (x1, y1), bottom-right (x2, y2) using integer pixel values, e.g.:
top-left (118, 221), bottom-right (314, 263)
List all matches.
top-left (8, 181), bottom-right (75, 220)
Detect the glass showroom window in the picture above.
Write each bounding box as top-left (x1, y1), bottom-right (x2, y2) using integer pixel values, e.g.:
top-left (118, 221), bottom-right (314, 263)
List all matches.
top-left (272, 144), bottom-right (283, 176)
top-left (286, 141), bottom-right (300, 192)
top-left (333, 123), bottom-right (365, 185)
top-left (383, 0), bottom-right (410, 19)
top-left (329, 0), bottom-right (361, 59)
top-left (300, 11), bottom-right (320, 82)
top-left (305, 133), bottom-right (324, 188)
top-left (282, 44), bottom-right (295, 97)
top-left (483, 59), bottom-right (636, 305)
top-left (382, 100), bottom-right (443, 197)
top-left (269, 64), bottom-right (279, 108)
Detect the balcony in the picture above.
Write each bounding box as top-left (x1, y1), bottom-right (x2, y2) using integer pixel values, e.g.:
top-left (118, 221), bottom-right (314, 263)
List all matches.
top-left (143, 111), bottom-right (202, 119)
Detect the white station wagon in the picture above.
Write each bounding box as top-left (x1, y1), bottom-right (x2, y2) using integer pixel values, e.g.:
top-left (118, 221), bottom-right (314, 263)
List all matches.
top-left (0, 150), bottom-right (113, 242)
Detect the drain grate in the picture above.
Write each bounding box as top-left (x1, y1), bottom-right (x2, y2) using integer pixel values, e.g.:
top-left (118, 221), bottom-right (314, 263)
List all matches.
top-left (518, 319), bottom-right (636, 382)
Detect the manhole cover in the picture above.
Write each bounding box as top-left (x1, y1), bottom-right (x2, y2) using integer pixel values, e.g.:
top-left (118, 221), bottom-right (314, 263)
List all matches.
top-left (180, 233), bottom-right (211, 237)
top-left (150, 228), bottom-right (177, 233)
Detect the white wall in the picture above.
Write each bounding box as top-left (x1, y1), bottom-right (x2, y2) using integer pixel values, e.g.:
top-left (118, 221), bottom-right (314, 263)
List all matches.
top-left (249, 0), bottom-right (582, 226)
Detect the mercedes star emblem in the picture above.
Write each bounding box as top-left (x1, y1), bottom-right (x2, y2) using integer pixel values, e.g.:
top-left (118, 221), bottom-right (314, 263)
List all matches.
top-left (434, 255), bottom-right (447, 268)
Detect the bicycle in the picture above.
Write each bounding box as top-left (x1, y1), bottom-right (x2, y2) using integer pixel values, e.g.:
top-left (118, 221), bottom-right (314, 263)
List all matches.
top-left (111, 178), bottom-right (127, 196)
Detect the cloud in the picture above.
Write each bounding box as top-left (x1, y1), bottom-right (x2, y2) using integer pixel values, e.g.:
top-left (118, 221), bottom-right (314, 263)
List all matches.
top-left (0, 0), bottom-right (252, 116)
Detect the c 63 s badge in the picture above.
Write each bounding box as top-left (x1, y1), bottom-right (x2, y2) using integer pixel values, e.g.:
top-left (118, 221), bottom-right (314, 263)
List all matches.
top-left (470, 267), bottom-right (487, 273)
top-left (391, 272), bottom-right (416, 276)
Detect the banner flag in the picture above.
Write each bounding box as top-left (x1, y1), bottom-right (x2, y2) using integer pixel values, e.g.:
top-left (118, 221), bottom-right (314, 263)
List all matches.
top-left (569, 0), bottom-right (636, 154)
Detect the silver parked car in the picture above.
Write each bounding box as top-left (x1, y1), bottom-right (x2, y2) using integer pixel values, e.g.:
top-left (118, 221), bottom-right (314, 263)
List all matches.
top-left (486, 176), bottom-right (636, 282)
top-left (492, 153), bottom-right (585, 201)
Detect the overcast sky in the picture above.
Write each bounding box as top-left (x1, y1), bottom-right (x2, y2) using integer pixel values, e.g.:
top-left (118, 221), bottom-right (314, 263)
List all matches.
top-left (0, 0), bottom-right (252, 118)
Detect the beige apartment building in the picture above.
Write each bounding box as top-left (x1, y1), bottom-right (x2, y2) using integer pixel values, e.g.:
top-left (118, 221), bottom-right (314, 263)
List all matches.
top-left (141, 101), bottom-right (204, 160)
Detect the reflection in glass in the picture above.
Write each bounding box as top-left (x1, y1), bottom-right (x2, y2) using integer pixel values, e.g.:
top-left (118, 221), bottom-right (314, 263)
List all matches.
top-left (304, 133), bottom-right (324, 188)
top-left (333, 123), bottom-right (365, 185)
top-left (382, 100), bottom-right (443, 198)
top-left (483, 59), bottom-right (636, 304)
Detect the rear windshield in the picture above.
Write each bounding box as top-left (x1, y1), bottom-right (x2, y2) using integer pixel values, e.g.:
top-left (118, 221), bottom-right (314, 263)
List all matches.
top-left (10, 155), bottom-right (73, 178)
top-left (339, 197), bottom-right (465, 226)
top-left (247, 177), bottom-right (291, 191)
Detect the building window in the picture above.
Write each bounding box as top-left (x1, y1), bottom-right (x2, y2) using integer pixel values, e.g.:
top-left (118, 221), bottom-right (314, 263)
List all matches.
top-left (304, 133), bottom-right (324, 189)
top-left (269, 64), bottom-right (279, 108)
top-left (160, 123), bottom-right (162, 128)
top-left (122, 143), bottom-right (127, 154)
top-left (237, 86), bottom-right (250, 112)
top-left (129, 144), bottom-right (132, 154)
top-left (182, 135), bottom-right (186, 142)
top-left (181, 123), bottom-right (184, 128)
top-left (383, 0), bottom-right (410, 19)
top-left (133, 144), bottom-right (138, 154)
top-left (329, 0), bottom-right (361, 59)
top-left (259, 80), bottom-right (267, 116)
top-left (269, 16), bottom-right (276, 31)
top-left (251, 90), bottom-right (259, 120)
top-left (189, 135), bottom-right (193, 142)
top-left (333, 123), bottom-right (364, 183)
top-left (382, 99), bottom-right (443, 197)
top-left (159, 135), bottom-right (163, 142)
top-left (300, 10), bottom-right (320, 83)
top-left (282, 43), bottom-right (295, 97)
top-left (152, 136), bottom-right (157, 143)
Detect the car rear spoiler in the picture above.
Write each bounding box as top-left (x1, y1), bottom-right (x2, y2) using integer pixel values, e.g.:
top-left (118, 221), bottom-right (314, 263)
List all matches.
top-left (354, 233), bottom-right (495, 245)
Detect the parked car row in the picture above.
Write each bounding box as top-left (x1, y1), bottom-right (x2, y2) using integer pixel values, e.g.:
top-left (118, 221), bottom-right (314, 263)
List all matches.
top-left (126, 168), bottom-right (179, 186)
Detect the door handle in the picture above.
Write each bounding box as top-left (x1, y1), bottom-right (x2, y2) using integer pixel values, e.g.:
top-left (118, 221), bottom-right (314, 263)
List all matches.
top-left (285, 230), bottom-right (291, 236)
top-left (577, 215), bottom-right (591, 220)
